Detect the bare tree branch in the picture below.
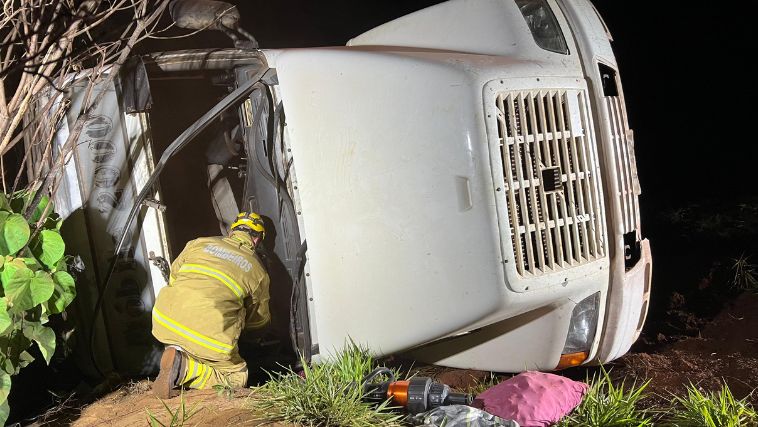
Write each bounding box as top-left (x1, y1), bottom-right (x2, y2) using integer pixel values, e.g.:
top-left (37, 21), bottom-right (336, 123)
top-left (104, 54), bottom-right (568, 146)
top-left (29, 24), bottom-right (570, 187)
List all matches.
top-left (1, 0), bottom-right (171, 206)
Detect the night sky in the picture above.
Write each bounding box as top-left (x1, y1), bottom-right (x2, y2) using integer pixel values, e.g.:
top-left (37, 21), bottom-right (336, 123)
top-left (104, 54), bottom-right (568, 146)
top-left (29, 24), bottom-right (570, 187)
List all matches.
top-left (589, 1), bottom-right (757, 206)
top-left (151, 0), bottom-right (758, 208)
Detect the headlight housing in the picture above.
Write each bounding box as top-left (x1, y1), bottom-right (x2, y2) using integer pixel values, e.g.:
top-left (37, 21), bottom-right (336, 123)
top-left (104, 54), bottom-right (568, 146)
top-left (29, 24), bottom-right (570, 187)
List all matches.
top-left (515, 0), bottom-right (569, 55)
top-left (556, 292), bottom-right (600, 369)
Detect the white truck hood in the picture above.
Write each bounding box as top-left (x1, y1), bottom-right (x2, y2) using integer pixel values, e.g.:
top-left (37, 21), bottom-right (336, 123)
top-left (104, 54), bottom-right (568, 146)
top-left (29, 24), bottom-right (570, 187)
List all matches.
top-left (264, 23), bottom-right (587, 356)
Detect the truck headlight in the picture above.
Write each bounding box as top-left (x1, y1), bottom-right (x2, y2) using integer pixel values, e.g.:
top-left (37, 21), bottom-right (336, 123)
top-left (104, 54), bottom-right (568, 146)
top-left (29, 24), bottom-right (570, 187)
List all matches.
top-left (515, 0), bottom-right (569, 55)
top-left (556, 292), bottom-right (600, 369)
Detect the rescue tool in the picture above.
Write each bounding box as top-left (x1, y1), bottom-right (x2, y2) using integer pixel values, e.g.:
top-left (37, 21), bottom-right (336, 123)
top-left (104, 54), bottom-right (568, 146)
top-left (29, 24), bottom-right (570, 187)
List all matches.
top-left (362, 367), bottom-right (473, 415)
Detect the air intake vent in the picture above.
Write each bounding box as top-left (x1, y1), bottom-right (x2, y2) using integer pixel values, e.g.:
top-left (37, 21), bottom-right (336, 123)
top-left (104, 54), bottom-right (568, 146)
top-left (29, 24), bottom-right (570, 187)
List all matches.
top-left (495, 90), bottom-right (605, 276)
top-left (599, 63), bottom-right (640, 236)
top-left (606, 96), bottom-right (640, 235)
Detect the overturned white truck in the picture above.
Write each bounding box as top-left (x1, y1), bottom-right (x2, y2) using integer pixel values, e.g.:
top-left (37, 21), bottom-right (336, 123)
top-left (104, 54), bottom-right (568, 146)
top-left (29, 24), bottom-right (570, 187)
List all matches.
top-left (29, 0), bottom-right (651, 376)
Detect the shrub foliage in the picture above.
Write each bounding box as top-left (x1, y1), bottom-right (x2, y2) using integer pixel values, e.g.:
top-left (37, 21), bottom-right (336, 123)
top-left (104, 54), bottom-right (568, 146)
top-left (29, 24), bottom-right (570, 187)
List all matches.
top-left (0, 192), bottom-right (76, 424)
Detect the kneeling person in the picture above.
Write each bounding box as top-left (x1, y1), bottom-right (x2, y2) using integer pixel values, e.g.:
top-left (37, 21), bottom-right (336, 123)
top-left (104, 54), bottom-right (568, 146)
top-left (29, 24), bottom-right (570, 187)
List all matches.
top-left (152, 212), bottom-right (270, 398)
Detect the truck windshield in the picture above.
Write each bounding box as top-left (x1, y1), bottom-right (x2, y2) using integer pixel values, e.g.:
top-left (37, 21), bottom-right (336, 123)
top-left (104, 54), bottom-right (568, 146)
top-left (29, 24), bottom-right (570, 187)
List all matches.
top-left (515, 0), bottom-right (569, 55)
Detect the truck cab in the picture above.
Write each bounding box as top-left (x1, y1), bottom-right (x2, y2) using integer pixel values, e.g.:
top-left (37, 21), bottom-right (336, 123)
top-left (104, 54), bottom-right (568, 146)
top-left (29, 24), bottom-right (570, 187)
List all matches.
top-left (31, 0), bottom-right (651, 376)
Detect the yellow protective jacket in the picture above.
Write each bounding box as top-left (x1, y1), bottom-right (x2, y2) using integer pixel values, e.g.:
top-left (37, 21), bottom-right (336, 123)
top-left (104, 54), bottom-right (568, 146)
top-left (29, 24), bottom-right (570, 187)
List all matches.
top-left (152, 231), bottom-right (270, 362)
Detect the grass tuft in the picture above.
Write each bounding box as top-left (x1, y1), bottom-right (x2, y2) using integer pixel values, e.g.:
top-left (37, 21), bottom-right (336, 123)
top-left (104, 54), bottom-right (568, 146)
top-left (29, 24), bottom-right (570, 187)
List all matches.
top-left (145, 390), bottom-right (203, 427)
top-left (559, 368), bottom-right (652, 427)
top-left (465, 372), bottom-right (505, 397)
top-left (250, 341), bottom-right (404, 427)
top-left (731, 254), bottom-right (758, 291)
top-left (666, 382), bottom-right (757, 427)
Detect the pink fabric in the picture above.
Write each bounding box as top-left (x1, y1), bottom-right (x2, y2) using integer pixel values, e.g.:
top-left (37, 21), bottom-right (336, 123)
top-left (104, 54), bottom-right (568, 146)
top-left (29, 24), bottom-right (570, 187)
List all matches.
top-left (472, 371), bottom-right (588, 427)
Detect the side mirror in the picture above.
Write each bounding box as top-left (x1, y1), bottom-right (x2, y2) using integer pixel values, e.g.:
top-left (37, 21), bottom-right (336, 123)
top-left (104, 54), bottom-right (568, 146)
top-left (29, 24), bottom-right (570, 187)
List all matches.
top-left (169, 0), bottom-right (258, 48)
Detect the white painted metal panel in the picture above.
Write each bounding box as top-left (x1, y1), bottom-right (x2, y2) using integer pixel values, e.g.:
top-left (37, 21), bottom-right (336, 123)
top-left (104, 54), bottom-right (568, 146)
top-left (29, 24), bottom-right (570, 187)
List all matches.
top-left (597, 239), bottom-right (652, 361)
top-left (47, 77), bottom-right (168, 375)
top-left (557, 0), bottom-right (651, 364)
top-left (348, 0), bottom-right (531, 57)
top-left (275, 49), bottom-right (506, 357)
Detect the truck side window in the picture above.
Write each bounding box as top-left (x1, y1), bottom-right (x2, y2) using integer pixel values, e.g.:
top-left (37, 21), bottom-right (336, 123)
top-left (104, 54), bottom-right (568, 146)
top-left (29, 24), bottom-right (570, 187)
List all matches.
top-left (514, 0), bottom-right (569, 55)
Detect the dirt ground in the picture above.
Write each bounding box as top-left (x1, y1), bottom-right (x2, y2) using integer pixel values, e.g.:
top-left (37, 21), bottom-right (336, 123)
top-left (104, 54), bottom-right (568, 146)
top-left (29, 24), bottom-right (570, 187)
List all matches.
top-left (615, 291), bottom-right (758, 407)
top-left (32, 292), bottom-right (758, 425)
top-left (32, 382), bottom-right (292, 427)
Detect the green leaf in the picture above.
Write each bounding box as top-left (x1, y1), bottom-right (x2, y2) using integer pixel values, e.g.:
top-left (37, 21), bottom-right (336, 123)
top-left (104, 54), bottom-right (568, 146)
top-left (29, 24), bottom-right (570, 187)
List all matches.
top-left (18, 350), bottom-right (35, 369)
top-left (0, 194), bottom-right (9, 211)
top-left (31, 195), bottom-right (52, 223)
top-left (39, 305), bottom-right (50, 325)
top-left (48, 271), bottom-right (76, 314)
top-left (0, 371), bottom-right (10, 403)
top-left (0, 213), bottom-right (30, 256)
top-left (22, 255), bottom-right (42, 271)
top-left (0, 388), bottom-right (9, 427)
top-left (0, 298), bottom-right (11, 335)
top-left (8, 192), bottom-right (52, 223)
top-left (1, 261), bottom-right (53, 312)
top-left (30, 271), bottom-right (55, 306)
top-left (31, 230), bottom-right (65, 270)
top-left (1, 259), bottom-right (35, 311)
top-left (0, 212), bottom-right (8, 256)
top-left (0, 333), bottom-right (32, 375)
top-left (23, 324), bottom-right (56, 364)
top-left (54, 256), bottom-right (69, 273)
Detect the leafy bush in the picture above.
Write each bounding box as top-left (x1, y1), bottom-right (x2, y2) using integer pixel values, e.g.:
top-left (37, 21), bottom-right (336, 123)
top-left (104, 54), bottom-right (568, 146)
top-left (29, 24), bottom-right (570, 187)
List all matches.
top-left (666, 382), bottom-right (757, 427)
top-left (0, 191), bottom-right (76, 424)
top-left (559, 368), bottom-right (652, 427)
top-left (250, 342), bottom-right (404, 427)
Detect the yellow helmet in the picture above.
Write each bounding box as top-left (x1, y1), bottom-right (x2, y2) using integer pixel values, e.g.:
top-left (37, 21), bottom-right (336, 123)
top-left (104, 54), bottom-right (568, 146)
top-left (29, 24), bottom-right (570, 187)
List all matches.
top-left (231, 211), bottom-right (265, 239)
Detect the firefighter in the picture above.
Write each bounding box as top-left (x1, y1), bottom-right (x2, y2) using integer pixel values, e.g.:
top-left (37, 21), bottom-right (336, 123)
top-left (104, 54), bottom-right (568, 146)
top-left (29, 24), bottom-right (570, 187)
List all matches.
top-left (151, 212), bottom-right (270, 398)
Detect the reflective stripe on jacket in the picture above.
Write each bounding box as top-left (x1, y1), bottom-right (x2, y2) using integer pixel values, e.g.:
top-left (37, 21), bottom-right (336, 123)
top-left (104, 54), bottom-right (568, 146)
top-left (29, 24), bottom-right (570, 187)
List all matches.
top-left (152, 231), bottom-right (270, 361)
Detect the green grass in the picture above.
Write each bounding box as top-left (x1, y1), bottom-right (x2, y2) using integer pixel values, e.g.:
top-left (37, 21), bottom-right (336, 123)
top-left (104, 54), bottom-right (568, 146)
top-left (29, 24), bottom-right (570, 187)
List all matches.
top-left (145, 391), bottom-right (203, 427)
top-left (665, 382), bottom-right (757, 427)
top-left (559, 368), bottom-right (652, 427)
top-left (466, 372), bottom-right (505, 397)
top-left (731, 254), bottom-right (758, 291)
top-left (247, 345), bottom-right (756, 427)
top-left (249, 342), bottom-right (404, 427)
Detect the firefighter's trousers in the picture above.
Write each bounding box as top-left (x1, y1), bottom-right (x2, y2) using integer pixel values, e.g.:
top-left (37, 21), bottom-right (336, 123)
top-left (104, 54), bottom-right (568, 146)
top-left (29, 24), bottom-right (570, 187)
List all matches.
top-left (178, 347), bottom-right (248, 390)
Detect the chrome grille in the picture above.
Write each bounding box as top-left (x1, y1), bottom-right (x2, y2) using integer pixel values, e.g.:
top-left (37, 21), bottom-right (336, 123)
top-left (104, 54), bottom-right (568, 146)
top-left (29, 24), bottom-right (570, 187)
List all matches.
top-left (495, 90), bottom-right (605, 276)
top-left (605, 96), bottom-right (641, 234)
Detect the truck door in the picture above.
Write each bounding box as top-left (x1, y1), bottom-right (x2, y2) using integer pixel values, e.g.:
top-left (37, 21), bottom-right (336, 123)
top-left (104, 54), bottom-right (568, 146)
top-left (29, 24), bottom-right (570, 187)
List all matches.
top-left (235, 67), bottom-right (311, 360)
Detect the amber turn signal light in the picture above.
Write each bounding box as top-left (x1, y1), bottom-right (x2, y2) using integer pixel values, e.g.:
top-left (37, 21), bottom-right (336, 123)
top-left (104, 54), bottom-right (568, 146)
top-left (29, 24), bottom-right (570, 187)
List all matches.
top-left (555, 351), bottom-right (588, 370)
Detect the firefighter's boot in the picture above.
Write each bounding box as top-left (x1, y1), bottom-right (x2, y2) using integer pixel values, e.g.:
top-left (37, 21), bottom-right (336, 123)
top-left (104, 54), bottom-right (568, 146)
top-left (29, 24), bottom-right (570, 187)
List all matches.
top-left (153, 346), bottom-right (187, 399)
